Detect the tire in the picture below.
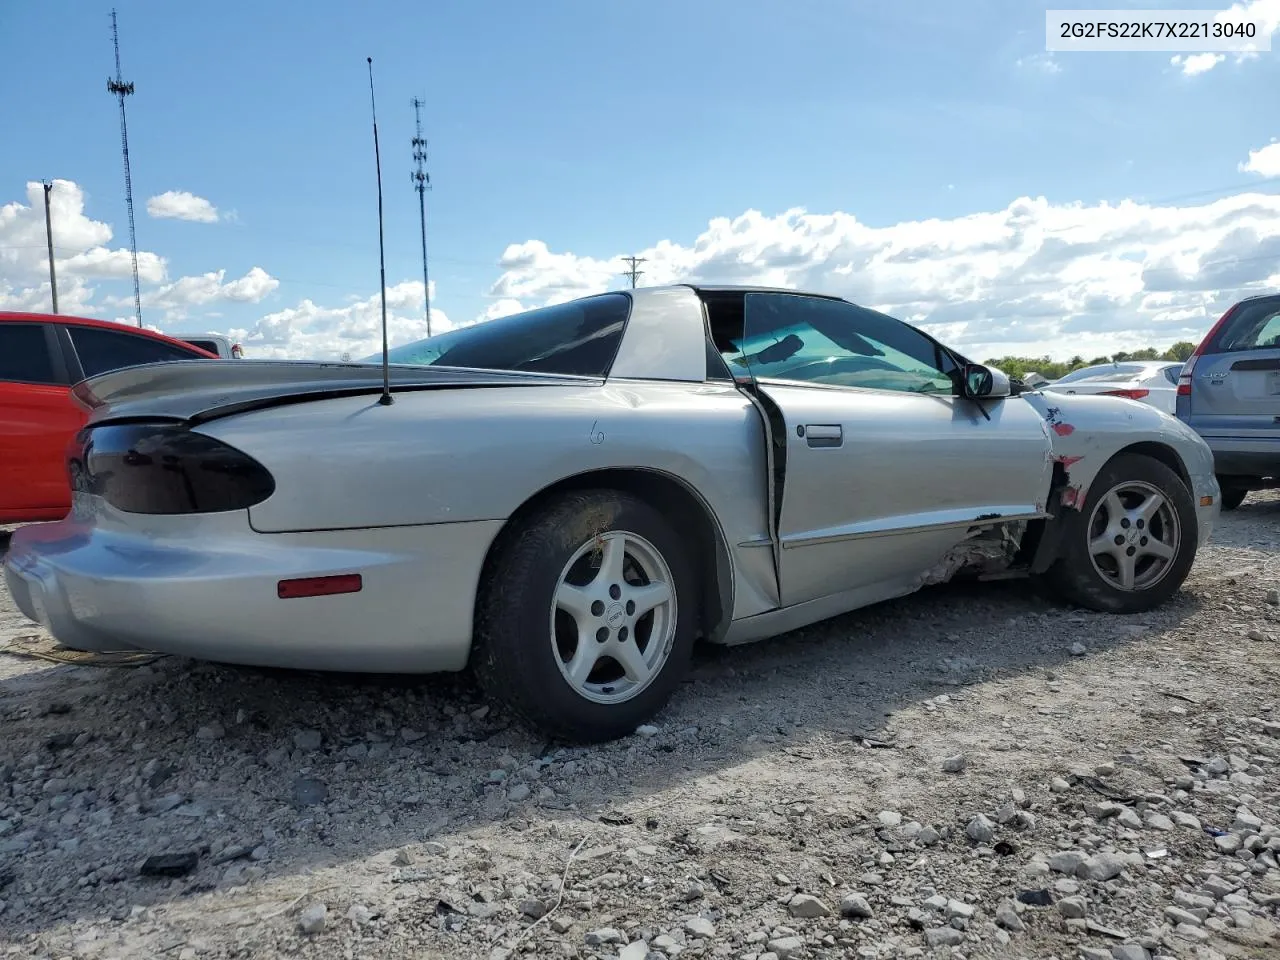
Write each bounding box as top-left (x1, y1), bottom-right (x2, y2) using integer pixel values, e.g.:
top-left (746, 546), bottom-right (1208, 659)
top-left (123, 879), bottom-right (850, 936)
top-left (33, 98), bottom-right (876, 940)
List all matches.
top-left (1042, 453), bottom-right (1197, 614)
top-left (471, 489), bottom-right (698, 743)
top-left (1218, 482), bottom-right (1248, 511)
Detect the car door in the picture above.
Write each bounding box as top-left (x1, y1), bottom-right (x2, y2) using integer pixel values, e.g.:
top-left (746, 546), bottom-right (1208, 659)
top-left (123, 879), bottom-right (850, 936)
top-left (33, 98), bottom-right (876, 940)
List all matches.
top-left (0, 322), bottom-right (84, 519)
top-left (1181, 296), bottom-right (1280, 456)
top-left (733, 293), bottom-right (1052, 607)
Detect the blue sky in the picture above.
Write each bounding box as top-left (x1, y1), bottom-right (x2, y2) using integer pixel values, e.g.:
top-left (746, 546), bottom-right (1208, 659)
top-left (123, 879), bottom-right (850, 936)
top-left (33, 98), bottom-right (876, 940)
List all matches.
top-left (2, 0), bottom-right (1279, 360)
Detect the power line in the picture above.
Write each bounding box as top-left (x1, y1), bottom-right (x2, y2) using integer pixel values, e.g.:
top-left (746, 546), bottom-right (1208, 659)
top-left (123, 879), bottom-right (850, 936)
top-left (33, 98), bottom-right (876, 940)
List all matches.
top-left (106, 9), bottom-right (142, 328)
top-left (620, 255), bottom-right (646, 289)
top-left (411, 96), bottom-right (432, 337)
top-left (41, 181), bottom-right (58, 313)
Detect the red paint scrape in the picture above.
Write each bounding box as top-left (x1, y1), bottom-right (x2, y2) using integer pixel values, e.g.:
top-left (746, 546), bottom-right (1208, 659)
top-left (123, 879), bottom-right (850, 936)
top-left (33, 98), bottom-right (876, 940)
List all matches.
top-left (1062, 485), bottom-right (1084, 508)
top-left (1051, 422), bottom-right (1075, 437)
top-left (1053, 455), bottom-right (1084, 468)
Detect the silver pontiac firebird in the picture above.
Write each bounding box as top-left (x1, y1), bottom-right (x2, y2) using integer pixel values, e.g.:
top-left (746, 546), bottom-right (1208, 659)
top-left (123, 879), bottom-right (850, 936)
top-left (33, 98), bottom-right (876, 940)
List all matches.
top-left (4, 285), bottom-right (1220, 742)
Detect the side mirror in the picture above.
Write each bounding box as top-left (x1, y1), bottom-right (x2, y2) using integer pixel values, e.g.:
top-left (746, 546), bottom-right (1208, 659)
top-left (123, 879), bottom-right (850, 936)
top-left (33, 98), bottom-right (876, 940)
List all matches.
top-left (962, 363), bottom-right (1012, 399)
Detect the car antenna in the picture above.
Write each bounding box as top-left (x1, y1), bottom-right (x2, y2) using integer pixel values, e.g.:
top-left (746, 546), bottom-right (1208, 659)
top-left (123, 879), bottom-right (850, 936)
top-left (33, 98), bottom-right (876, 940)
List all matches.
top-left (367, 56), bottom-right (393, 406)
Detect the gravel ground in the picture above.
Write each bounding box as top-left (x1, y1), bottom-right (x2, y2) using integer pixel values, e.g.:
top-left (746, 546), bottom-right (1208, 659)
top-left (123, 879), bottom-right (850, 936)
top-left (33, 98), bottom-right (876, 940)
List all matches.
top-left (2, 496), bottom-right (1280, 960)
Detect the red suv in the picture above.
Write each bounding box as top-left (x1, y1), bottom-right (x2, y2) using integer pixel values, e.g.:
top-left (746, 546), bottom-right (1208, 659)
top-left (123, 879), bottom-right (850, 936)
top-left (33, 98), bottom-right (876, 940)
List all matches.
top-left (0, 312), bottom-right (217, 523)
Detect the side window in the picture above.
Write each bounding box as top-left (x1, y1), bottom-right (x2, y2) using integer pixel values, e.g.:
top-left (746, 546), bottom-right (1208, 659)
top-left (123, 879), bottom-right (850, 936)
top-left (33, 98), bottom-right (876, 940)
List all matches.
top-left (735, 294), bottom-right (958, 395)
top-left (69, 327), bottom-right (201, 378)
top-left (0, 324), bottom-right (59, 385)
top-left (1215, 303), bottom-right (1280, 352)
top-left (1163, 366), bottom-right (1181, 386)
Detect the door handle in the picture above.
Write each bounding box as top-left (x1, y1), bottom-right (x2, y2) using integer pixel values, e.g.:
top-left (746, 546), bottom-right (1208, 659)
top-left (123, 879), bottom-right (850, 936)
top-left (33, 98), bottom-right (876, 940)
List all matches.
top-left (803, 424), bottom-right (842, 448)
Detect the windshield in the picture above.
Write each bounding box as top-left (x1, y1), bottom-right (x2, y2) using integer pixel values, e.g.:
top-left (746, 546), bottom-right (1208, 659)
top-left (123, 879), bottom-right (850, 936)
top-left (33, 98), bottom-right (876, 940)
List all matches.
top-left (372, 293), bottom-right (632, 377)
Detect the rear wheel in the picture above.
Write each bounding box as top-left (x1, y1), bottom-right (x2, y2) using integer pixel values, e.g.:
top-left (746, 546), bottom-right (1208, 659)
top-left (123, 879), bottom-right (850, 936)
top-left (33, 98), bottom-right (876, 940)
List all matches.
top-left (1043, 453), bottom-right (1197, 613)
top-left (472, 490), bottom-right (697, 743)
top-left (1218, 481), bottom-right (1248, 511)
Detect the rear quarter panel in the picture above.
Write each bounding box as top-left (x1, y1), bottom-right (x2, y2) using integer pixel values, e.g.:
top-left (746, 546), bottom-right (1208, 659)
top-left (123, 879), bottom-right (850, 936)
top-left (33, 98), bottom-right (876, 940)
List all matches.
top-left (196, 379), bottom-right (779, 617)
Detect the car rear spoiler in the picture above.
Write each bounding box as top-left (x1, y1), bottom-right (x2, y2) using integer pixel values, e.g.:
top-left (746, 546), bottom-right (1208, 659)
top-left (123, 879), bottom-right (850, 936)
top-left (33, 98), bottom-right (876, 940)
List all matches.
top-left (71, 360), bottom-right (600, 426)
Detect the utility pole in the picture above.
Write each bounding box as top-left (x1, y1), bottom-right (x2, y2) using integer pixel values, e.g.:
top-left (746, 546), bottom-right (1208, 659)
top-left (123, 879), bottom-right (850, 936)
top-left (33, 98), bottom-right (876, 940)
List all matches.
top-left (620, 255), bottom-right (646, 289)
top-left (411, 97), bottom-right (432, 336)
top-left (107, 9), bottom-right (142, 327)
top-left (42, 181), bottom-right (58, 313)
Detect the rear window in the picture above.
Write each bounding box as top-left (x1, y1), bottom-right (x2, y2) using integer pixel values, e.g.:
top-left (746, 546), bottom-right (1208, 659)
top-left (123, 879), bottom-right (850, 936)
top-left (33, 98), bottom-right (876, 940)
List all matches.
top-left (69, 326), bottom-right (203, 378)
top-left (378, 293), bottom-right (631, 377)
top-left (182, 339), bottom-right (221, 354)
top-left (1056, 364), bottom-right (1147, 384)
top-left (0, 323), bottom-right (58, 385)
top-left (1212, 300), bottom-right (1280, 353)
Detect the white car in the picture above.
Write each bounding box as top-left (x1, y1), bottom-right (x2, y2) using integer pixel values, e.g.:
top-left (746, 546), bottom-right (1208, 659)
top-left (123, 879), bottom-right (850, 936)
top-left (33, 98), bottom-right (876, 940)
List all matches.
top-left (1044, 361), bottom-right (1183, 414)
top-left (173, 333), bottom-right (244, 359)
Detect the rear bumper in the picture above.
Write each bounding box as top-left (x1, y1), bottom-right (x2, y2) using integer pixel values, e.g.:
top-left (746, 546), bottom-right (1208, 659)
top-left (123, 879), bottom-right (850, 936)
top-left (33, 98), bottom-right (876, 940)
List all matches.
top-left (3, 504), bottom-right (502, 672)
top-left (1201, 438), bottom-right (1280, 480)
top-left (1176, 421), bottom-right (1280, 478)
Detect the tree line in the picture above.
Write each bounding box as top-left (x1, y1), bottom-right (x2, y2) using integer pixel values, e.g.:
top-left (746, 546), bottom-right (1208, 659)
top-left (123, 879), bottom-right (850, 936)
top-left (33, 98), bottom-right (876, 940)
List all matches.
top-left (982, 342), bottom-right (1197, 381)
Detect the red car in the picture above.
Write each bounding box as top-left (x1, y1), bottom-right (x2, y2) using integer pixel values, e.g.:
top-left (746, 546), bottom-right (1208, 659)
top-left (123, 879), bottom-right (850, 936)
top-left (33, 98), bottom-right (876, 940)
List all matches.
top-left (0, 311), bottom-right (218, 524)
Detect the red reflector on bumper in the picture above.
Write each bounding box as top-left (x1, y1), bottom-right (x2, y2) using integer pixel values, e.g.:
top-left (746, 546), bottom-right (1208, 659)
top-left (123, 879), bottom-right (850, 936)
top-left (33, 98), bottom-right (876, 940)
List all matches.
top-left (277, 574), bottom-right (363, 599)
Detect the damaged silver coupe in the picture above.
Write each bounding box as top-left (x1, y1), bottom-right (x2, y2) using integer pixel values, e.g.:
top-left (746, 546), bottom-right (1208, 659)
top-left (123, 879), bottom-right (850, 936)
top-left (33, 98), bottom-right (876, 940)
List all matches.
top-left (3, 285), bottom-right (1220, 742)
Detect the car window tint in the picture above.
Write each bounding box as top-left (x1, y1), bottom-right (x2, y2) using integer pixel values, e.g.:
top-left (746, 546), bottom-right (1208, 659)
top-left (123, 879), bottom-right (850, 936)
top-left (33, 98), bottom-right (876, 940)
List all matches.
top-left (736, 294), bottom-right (958, 394)
top-left (379, 292), bottom-right (631, 377)
top-left (1213, 301), bottom-right (1280, 352)
top-left (0, 323), bottom-right (58, 385)
top-left (183, 339), bottom-right (220, 354)
top-left (1162, 365), bottom-right (1181, 385)
top-left (69, 326), bottom-right (200, 378)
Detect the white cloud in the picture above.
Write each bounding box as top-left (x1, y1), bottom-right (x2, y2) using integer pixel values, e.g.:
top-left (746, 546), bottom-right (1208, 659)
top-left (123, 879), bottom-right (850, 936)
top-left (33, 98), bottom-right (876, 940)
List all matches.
top-left (146, 190), bottom-right (219, 223)
top-left (1171, 0), bottom-right (1279, 74)
top-left (0, 180), bottom-right (168, 292)
top-left (235, 280), bottom-right (451, 360)
top-left (475, 193), bottom-right (1280, 362)
top-left (1171, 53), bottom-right (1225, 76)
top-left (1016, 53), bottom-right (1061, 74)
top-left (1240, 140), bottom-right (1280, 177)
top-left (106, 266), bottom-right (281, 321)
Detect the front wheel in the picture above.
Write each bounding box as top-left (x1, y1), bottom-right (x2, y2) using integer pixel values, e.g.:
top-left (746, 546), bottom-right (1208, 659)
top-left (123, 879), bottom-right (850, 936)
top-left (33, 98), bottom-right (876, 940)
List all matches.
top-left (1218, 481), bottom-right (1248, 511)
top-left (471, 489), bottom-right (698, 743)
top-left (1042, 453), bottom-right (1198, 614)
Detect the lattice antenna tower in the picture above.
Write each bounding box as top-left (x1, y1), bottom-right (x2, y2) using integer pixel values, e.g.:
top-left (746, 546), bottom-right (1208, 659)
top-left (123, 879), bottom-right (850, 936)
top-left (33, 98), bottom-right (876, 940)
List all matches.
top-left (411, 97), bottom-right (432, 336)
top-left (107, 9), bottom-right (143, 327)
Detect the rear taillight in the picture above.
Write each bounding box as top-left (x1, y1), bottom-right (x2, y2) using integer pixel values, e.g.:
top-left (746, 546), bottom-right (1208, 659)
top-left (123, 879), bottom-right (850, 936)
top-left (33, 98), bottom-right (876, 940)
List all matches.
top-left (1101, 388), bottom-right (1149, 400)
top-left (1176, 357), bottom-right (1195, 397)
top-left (68, 423), bottom-right (275, 514)
top-left (1177, 304), bottom-right (1237, 399)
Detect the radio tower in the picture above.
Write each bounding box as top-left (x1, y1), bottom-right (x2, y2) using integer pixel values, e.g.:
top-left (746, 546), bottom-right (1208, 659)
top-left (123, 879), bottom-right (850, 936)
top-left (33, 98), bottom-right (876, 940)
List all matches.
top-left (410, 97), bottom-right (432, 337)
top-left (107, 9), bottom-right (143, 327)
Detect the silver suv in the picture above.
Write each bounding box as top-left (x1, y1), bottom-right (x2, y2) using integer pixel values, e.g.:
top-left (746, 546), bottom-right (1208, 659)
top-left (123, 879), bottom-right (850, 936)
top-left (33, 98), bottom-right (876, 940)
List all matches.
top-left (1175, 293), bottom-right (1280, 510)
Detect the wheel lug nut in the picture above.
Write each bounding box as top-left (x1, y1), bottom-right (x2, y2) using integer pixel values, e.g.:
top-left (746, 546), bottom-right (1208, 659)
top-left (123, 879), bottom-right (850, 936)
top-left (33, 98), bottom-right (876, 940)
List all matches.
top-left (1126, 546), bottom-right (1136, 556)
top-left (609, 584), bottom-right (621, 600)
top-left (1114, 535), bottom-right (1125, 545)
top-left (1140, 536), bottom-right (1148, 546)
top-left (625, 600), bottom-right (635, 615)
top-left (1120, 518), bottom-right (1130, 528)
top-left (1136, 519), bottom-right (1145, 529)
top-left (619, 626), bottom-right (629, 641)
top-left (595, 627), bottom-right (609, 643)
top-left (591, 601), bottom-right (605, 617)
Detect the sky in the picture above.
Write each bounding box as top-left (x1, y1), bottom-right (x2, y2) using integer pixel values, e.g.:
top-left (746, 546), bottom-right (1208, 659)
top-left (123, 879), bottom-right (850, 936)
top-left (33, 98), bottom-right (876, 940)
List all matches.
top-left (2, 0), bottom-right (1280, 363)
